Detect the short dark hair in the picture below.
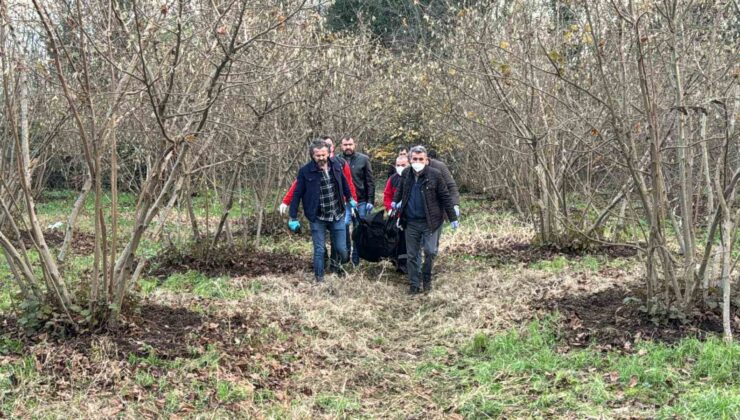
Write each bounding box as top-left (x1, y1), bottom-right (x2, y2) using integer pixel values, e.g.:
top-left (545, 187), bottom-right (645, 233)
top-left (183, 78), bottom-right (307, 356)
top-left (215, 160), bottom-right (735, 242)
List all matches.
top-left (409, 145), bottom-right (427, 156)
top-left (320, 135), bottom-right (332, 141)
top-left (341, 136), bottom-right (354, 143)
top-left (427, 148), bottom-right (438, 159)
top-left (396, 145), bottom-right (408, 154)
top-left (309, 139), bottom-right (329, 156)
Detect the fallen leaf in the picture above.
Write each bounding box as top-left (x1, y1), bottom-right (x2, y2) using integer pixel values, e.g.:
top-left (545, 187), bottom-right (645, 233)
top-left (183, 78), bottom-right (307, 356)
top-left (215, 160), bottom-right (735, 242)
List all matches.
top-left (629, 376), bottom-right (638, 388)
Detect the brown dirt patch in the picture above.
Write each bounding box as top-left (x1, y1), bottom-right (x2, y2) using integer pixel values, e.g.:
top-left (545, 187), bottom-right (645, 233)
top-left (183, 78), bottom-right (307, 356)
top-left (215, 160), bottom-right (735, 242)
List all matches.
top-left (230, 212), bottom-right (289, 238)
top-left (10, 229), bottom-right (96, 255)
top-left (148, 243), bottom-right (310, 278)
top-left (451, 235), bottom-right (637, 266)
top-left (533, 285), bottom-right (740, 350)
top-left (2, 302), bottom-right (317, 394)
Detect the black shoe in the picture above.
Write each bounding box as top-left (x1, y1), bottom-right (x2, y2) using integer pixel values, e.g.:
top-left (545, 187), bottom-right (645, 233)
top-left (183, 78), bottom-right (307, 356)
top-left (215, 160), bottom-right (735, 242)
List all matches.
top-left (407, 286), bottom-right (421, 295)
top-left (422, 283), bottom-right (432, 293)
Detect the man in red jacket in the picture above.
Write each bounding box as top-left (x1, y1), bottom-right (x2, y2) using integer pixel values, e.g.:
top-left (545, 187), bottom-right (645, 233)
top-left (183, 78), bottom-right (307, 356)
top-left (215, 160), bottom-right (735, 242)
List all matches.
top-left (384, 155), bottom-right (409, 211)
top-left (384, 155), bottom-right (409, 273)
top-left (279, 136), bottom-right (357, 216)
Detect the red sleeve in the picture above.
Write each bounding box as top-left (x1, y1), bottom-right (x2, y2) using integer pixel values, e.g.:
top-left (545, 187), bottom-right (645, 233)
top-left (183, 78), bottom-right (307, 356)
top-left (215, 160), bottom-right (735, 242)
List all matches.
top-left (383, 178), bottom-right (395, 211)
top-left (281, 180), bottom-right (298, 205)
top-left (343, 162), bottom-right (358, 201)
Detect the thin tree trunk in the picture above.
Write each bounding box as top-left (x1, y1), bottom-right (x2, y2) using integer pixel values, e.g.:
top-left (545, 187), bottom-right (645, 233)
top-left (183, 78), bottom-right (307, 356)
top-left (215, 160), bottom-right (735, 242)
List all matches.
top-left (58, 177), bottom-right (92, 262)
top-left (699, 111), bottom-right (714, 222)
top-left (212, 167), bottom-right (241, 247)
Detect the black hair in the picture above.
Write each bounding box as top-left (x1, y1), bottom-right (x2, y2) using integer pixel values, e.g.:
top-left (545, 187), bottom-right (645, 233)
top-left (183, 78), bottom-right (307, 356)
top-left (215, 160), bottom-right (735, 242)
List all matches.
top-left (308, 139), bottom-right (329, 157)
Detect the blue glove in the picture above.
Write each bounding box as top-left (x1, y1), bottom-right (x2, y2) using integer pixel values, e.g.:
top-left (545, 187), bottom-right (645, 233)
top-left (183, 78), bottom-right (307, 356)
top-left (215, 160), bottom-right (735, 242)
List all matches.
top-left (288, 219), bottom-right (300, 232)
top-left (451, 220), bottom-right (459, 230)
top-left (349, 199), bottom-right (357, 209)
top-left (366, 203), bottom-right (374, 213)
top-left (454, 205), bottom-right (460, 218)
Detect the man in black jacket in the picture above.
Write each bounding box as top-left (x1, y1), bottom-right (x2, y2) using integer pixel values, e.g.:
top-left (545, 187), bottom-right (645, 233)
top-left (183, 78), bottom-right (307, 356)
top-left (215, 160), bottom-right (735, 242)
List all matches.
top-left (427, 153), bottom-right (460, 218)
top-left (341, 136), bottom-right (375, 266)
top-left (391, 146), bottom-right (458, 294)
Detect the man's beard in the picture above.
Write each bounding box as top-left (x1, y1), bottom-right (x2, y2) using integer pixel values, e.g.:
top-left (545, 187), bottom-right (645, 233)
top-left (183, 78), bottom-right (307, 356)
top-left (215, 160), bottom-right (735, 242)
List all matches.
top-left (343, 149), bottom-right (354, 156)
top-left (316, 159), bottom-right (328, 167)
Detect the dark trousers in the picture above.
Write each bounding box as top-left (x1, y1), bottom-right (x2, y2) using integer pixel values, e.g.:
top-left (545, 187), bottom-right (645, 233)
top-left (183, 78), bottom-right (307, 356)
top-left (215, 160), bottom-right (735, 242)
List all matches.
top-left (347, 202), bottom-right (369, 265)
top-left (404, 219), bottom-right (442, 290)
top-left (395, 230), bottom-right (407, 271)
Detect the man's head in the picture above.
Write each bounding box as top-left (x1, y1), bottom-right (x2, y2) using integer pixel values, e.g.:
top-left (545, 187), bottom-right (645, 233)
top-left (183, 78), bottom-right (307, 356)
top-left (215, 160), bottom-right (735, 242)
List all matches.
top-left (409, 145), bottom-right (428, 173)
top-left (322, 136), bottom-right (335, 157)
top-left (396, 146), bottom-right (408, 159)
top-left (309, 140), bottom-right (330, 168)
top-left (341, 136), bottom-right (356, 156)
top-left (395, 155), bottom-right (409, 176)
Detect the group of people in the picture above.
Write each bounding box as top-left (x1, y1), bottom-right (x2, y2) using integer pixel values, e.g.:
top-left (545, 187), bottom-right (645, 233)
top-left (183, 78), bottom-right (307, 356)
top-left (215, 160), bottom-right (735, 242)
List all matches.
top-left (279, 136), bottom-right (460, 295)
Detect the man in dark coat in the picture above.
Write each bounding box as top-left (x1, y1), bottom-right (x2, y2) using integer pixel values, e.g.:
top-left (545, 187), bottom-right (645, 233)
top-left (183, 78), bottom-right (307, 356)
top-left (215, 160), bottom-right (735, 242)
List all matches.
top-left (391, 146), bottom-right (458, 294)
top-left (428, 157), bottom-right (460, 218)
top-left (341, 136), bottom-right (375, 266)
top-left (289, 140), bottom-right (356, 282)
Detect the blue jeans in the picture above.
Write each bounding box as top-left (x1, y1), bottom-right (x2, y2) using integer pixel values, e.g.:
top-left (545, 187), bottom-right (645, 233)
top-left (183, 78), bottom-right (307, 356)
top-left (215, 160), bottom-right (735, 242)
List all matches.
top-left (347, 202), bottom-right (370, 265)
top-left (310, 218), bottom-right (347, 281)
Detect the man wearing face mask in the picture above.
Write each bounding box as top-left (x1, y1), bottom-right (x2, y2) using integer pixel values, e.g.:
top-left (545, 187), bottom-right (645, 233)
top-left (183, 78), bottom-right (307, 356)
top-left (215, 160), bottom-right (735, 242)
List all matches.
top-left (384, 155), bottom-right (410, 273)
top-left (384, 155), bottom-right (409, 212)
top-left (289, 140), bottom-right (356, 282)
top-left (391, 146), bottom-right (458, 294)
top-left (341, 136), bottom-right (375, 266)
top-left (386, 146), bottom-right (409, 178)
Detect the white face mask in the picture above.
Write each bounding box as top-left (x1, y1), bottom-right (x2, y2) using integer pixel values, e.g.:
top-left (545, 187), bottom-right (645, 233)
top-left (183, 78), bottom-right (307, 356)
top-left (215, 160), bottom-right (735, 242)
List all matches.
top-left (396, 166), bottom-right (405, 176)
top-left (411, 162), bottom-right (425, 173)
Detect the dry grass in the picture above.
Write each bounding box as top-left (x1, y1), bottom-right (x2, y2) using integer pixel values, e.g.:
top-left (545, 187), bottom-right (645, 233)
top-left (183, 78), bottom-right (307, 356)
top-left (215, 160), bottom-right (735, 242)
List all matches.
top-left (2, 206), bottom-right (651, 419)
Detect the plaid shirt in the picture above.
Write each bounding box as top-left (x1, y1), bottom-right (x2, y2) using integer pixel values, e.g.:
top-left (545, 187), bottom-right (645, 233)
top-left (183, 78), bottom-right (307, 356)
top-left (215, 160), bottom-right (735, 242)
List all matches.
top-left (317, 168), bottom-right (343, 222)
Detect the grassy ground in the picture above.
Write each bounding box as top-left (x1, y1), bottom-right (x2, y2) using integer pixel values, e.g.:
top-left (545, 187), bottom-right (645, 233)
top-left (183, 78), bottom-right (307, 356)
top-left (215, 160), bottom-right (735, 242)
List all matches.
top-left (0, 191), bottom-right (738, 418)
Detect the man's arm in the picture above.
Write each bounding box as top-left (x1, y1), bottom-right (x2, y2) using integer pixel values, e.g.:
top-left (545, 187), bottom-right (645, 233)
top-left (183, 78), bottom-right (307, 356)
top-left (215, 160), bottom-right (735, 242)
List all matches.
top-left (342, 162), bottom-right (358, 201)
top-left (436, 175), bottom-right (457, 222)
top-left (392, 171), bottom-right (405, 203)
top-left (383, 177), bottom-right (394, 211)
top-left (364, 157), bottom-right (375, 205)
top-left (434, 160), bottom-right (460, 206)
top-left (341, 167), bottom-right (351, 201)
top-left (281, 180), bottom-right (298, 205)
top-left (288, 170), bottom-right (305, 219)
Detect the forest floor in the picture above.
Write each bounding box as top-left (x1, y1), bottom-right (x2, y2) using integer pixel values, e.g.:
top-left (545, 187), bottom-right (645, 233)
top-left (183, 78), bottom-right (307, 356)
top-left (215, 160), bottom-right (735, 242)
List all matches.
top-left (1, 191), bottom-right (739, 419)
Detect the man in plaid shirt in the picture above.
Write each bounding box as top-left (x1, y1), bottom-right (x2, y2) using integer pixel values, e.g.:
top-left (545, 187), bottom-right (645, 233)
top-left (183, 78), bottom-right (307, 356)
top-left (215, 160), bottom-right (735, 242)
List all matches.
top-left (289, 140), bottom-right (356, 282)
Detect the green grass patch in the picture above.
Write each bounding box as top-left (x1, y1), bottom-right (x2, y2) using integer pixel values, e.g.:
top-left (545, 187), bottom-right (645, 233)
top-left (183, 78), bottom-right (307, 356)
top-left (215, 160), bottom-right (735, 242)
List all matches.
top-left (423, 318), bottom-right (740, 418)
top-left (528, 253), bottom-right (630, 274)
top-left (530, 255), bottom-right (571, 273)
top-left (659, 386), bottom-right (740, 419)
top-left (315, 393), bottom-right (361, 416)
top-left (157, 271), bottom-right (250, 299)
top-left (215, 380), bottom-right (251, 404)
top-left (0, 356), bottom-right (38, 416)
